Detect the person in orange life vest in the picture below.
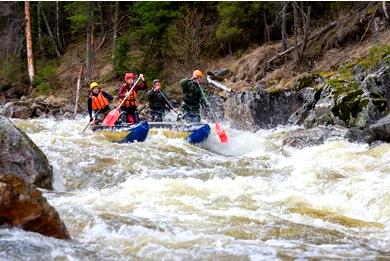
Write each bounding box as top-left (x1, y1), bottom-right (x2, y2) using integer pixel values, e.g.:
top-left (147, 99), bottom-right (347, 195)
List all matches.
top-left (118, 72), bottom-right (147, 124)
top-left (87, 82), bottom-right (113, 124)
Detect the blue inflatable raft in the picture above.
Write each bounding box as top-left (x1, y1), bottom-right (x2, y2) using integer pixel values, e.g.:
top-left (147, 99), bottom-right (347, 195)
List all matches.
top-left (148, 122), bottom-right (211, 144)
top-left (92, 121), bottom-right (149, 143)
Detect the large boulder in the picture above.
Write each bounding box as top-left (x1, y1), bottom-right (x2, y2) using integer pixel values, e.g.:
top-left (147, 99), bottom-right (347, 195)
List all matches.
top-left (0, 115), bottom-right (53, 190)
top-left (369, 113), bottom-right (390, 142)
top-left (224, 90), bottom-right (306, 131)
top-left (282, 125), bottom-right (349, 148)
top-left (0, 174), bottom-right (70, 239)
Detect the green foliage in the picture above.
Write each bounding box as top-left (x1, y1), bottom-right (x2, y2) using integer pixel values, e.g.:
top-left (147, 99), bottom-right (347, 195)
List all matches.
top-left (359, 44), bottom-right (390, 69)
top-left (130, 2), bottom-right (179, 43)
top-left (216, 2), bottom-right (279, 53)
top-left (0, 55), bottom-right (24, 85)
top-left (32, 63), bottom-right (60, 95)
top-left (113, 35), bottom-right (133, 77)
top-left (64, 2), bottom-right (92, 34)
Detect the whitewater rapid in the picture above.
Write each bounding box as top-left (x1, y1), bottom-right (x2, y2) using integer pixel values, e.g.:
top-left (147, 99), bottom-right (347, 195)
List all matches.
top-left (2, 117), bottom-right (390, 260)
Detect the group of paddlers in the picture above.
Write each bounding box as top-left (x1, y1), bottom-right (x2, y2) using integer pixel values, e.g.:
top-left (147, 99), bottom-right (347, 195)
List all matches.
top-left (87, 70), bottom-right (210, 125)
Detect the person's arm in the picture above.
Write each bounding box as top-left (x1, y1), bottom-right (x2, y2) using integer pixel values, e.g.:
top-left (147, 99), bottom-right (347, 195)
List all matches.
top-left (180, 78), bottom-right (191, 93)
top-left (102, 91), bottom-right (113, 101)
top-left (134, 80), bottom-right (148, 92)
top-left (118, 85), bottom-right (126, 99)
top-left (87, 97), bottom-right (93, 120)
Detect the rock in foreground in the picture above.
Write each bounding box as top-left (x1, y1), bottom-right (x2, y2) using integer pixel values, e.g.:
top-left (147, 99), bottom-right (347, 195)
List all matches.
top-left (0, 115), bottom-right (53, 190)
top-left (0, 174), bottom-right (70, 240)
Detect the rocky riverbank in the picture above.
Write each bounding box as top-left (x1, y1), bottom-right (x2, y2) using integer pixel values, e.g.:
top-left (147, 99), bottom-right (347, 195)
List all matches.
top-left (222, 49), bottom-right (390, 146)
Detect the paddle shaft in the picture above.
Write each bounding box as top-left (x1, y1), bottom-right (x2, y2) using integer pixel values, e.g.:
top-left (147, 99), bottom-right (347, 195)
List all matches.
top-left (81, 107), bottom-right (102, 134)
top-left (158, 90), bottom-right (176, 112)
top-left (103, 76), bottom-right (142, 127)
top-left (158, 89), bottom-right (188, 123)
top-left (116, 76), bottom-right (142, 110)
top-left (196, 79), bottom-right (228, 143)
top-left (196, 80), bottom-right (219, 122)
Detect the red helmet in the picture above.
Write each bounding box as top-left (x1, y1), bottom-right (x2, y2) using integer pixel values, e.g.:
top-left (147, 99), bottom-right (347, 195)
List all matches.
top-left (125, 72), bottom-right (136, 81)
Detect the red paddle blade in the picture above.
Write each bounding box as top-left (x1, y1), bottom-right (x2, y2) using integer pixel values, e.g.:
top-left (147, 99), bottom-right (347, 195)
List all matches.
top-left (215, 122), bottom-right (228, 143)
top-left (103, 109), bottom-right (120, 127)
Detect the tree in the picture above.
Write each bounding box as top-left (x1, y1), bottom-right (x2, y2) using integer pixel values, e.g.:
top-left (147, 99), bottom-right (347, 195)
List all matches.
top-left (281, 2), bottom-right (289, 51)
top-left (85, 2), bottom-right (94, 82)
top-left (112, 1), bottom-right (119, 61)
top-left (39, 2), bottom-right (61, 58)
top-left (25, 1), bottom-right (34, 83)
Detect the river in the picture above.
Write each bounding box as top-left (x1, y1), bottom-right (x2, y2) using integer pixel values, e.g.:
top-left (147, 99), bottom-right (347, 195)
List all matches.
top-left (1, 117), bottom-right (390, 260)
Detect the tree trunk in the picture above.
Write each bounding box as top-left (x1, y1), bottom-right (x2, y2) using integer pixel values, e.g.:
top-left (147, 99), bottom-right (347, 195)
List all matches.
top-left (383, 1), bottom-right (389, 20)
top-left (293, 2), bottom-right (300, 64)
top-left (299, 5), bottom-right (311, 57)
top-left (39, 2), bottom-right (61, 58)
top-left (55, 1), bottom-right (63, 52)
top-left (98, 1), bottom-right (105, 34)
top-left (37, 4), bottom-right (44, 55)
top-left (281, 2), bottom-right (288, 51)
top-left (25, 1), bottom-right (34, 84)
top-left (263, 10), bottom-right (270, 43)
top-left (112, 1), bottom-right (119, 61)
top-left (74, 64), bottom-right (85, 116)
top-left (86, 2), bottom-right (94, 83)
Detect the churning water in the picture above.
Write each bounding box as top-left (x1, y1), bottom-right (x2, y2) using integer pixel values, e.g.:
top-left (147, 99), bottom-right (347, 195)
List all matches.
top-left (2, 117), bottom-right (390, 260)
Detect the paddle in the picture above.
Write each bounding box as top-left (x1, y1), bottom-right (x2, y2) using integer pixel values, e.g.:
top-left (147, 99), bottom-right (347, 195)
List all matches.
top-left (81, 108), bottom-right (102, 134)
top-left (103, 76), bottom-right (141, 127)
top-left (196, 80), bottom-right (228, 143)
top-left (158, 90), bottom-right (179, 114)
top-left (158, 89), bottom-right (191, 125)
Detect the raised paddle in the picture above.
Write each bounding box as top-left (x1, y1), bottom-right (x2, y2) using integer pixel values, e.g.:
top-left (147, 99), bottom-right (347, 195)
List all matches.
top-left (103, 76), bottom-right (141, 127)
top-left (81, 108), bottom-right (102, 134)
top-left (196, 80), bottom-right (228, 143)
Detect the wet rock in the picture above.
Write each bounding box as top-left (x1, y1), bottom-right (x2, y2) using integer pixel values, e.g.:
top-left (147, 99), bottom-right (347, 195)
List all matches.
top-left (345, 127), bottom-right (375, 144)
top-left (0, 97), bottom-right (67, 119)
top-left (225, 90), bottom-right (306, 131)
top-left (0, 174), bottom-right (70, 240)
top-left (361, 61), bottom-right (390, 104)
top-left (211, 69), bottom-right (232, 80)
top-left (0, 115), bottom-right (53, 190)
top-left (289, 61), bottom-right (389, 131)
top-left (0, 101), bottom-right (33, 119)
top-left (255, 81), bottom-right (267, 92)
top-left (282, 125), bottom-right (348, 148)
top-left (369, 113), bottom-right (390, 142)
top-left (353, 64), bottom-right (365, 82)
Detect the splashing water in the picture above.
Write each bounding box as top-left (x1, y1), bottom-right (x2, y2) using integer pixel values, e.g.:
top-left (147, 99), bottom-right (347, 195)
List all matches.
top-left (3, 117), bottom-right (390, 260)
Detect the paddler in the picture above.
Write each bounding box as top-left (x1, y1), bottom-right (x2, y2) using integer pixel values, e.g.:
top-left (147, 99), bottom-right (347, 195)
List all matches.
top-left (118, 72), bottom-right (148, 124)
top-left (87, 81), bottom-right (113, 125)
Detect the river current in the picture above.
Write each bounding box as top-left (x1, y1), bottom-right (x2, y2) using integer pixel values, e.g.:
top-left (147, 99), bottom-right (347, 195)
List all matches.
top-left (2, 117), bottom-right (390, 260)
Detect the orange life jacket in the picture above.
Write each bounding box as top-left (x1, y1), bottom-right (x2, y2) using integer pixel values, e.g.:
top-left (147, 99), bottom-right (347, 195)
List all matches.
top-left (120, 90), bottom-right (137, 108)
top-left (91, 92), bottom-right (109, 111)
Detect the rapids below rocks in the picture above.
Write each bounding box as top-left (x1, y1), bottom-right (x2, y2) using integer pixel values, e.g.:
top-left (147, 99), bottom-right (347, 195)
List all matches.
top-left (2, 117), bottom-right (390, 260)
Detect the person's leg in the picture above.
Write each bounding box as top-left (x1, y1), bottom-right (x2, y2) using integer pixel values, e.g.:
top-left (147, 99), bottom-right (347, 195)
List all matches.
top-left (131, 107), bottom-right (139, 123)
top-left (120, 107), bottom-right (127, 123)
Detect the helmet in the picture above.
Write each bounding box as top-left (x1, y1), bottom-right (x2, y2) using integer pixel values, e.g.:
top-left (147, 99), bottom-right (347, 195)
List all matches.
top-left (125, 72), bottom-right (136, 81)
top-left (192, 70), bottom-right (204, 78)
top-left (153, 79), bottom-right (160, 85)
top-left (90, 82), bottom-right (99, 90)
